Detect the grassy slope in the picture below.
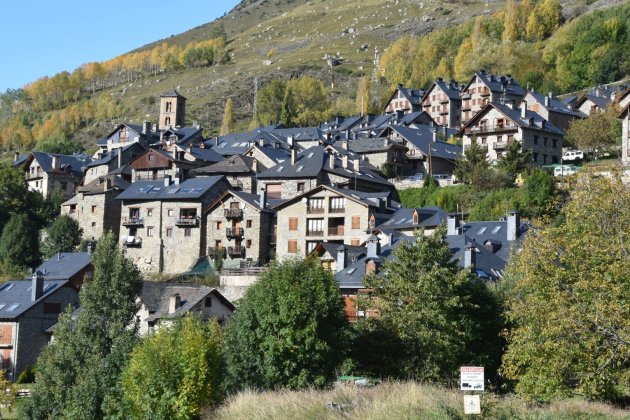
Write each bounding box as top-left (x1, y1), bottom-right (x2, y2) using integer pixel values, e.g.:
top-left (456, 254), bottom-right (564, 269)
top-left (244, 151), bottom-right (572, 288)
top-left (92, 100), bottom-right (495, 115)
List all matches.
top-left (207, 382), bottom-right (630, 420)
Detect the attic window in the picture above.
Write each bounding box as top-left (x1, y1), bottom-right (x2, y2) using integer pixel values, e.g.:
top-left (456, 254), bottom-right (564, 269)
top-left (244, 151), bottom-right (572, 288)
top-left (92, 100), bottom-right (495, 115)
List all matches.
top-left (296, 165), bottom-right (305, 172)
top-left (276, 166), bottom-right (284, 172)
top-left (491, 226), bottom-right (501, 234)
top-left (477, 227), bottom-right (488, 234)
top-left (6, 304), bottom-right (19, 312)
top-left (0, 304), bottom-right (6, 311)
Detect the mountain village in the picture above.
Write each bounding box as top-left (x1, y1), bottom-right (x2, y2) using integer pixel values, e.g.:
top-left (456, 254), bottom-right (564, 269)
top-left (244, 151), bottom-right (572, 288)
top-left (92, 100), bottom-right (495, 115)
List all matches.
top-left (1, 67), bottom-right (629, 386)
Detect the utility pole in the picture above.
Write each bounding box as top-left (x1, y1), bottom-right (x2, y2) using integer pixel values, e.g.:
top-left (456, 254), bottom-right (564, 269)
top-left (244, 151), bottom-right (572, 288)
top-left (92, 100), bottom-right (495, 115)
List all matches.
top-left (252, 76), bottom-right (259, 122)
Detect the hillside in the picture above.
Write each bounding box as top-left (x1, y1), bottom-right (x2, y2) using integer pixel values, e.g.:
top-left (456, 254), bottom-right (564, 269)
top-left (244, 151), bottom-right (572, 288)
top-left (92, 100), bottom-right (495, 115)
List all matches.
top-left (0, 0), bottom-right (627, 153)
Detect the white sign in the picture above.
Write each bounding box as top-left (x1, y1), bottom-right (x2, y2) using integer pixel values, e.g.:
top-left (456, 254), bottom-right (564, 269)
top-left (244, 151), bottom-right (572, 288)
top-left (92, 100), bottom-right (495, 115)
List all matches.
top-left (460, 366), bottom-right (484, 391)
top-left (464, 395), bottom-right (481, 415)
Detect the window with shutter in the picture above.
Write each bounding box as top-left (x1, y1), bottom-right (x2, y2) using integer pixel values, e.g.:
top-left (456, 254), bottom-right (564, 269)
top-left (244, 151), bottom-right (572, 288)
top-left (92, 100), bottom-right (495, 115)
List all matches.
top-left (288, 240), bottom-right (298, 254)
top-left (289, 218), bottom-right (298, 231)
top-left (351, 216), bottom-right (360, 229)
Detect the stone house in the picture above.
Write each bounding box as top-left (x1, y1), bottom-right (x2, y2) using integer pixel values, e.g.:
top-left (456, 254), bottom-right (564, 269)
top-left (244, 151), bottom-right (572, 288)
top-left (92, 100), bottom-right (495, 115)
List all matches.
top-left (61, 174), bottom-right (129, 241)
top-left (375, 206), bottom-right (447, 238)
top-left (257, 146), bottom-right (394, 199)
top-left (128, 148), bottom-right (201, 182)
top-left (378, 125), bottom-right (461, 176)
top-left (459, 102), bottom-right (563, 166)
top-left (347, 137), bottom-right (408, 177)
top-left (619, 102), bottom-right (630, 165)
top-left (21, 152), bottom-right (92, 200)
top-left (421, 78), bottom-right (462, 128)
top-left (136, 282), bottom-right (234, 335)
top-left (309, 243), bottom-right (366, 273)
top-left (205, 189), bottom-right (275, 267)
top-left (272, 185), bottom-right (397, 259)
top-left (243, 144), bottom-right (290, 170)
top-left (460, 70), bottom-right (526, 124)
top-left (383, 84), bottom-right (425, 114)
top-left (84, 143), bottom-right (146, 184)
top-left (191, 155), bottom-right (259, 193)
top-left (35, 252), bottom-right (93, 290)
top-left (116, 176), bottom-right (231, 276)
top-left (572, 86), bottom-right (626, 116)
top-left (0, 273), bottom-right (79, 380)
top-left (519, 90), bottom-right (585, 132)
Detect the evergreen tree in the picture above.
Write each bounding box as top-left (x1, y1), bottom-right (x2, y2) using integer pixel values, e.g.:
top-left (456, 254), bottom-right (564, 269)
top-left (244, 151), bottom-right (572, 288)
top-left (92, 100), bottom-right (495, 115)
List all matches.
top-left (0, 213), bottom-right (40, 270)
top-left (363, 229), bottom-right (503, 382)
top-left (24, 232), bottom-right (143, 419)
top-left (224, 256), bottom-right (347, 391)
top-left (41, 215), bottom-right (83, 258)
top-left (454, 140), bottom-right (490, 185)
top-left (497, 142), bottom-right (532, 180)
top-left (256, 80), bottom-right (286, 126)
top-left (220, 97), bottom-right (235, 135)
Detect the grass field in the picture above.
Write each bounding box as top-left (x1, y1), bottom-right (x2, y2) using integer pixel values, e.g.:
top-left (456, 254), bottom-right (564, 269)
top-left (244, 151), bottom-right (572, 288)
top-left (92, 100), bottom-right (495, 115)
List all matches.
top-left (207, 382), bottom-right (630, 420)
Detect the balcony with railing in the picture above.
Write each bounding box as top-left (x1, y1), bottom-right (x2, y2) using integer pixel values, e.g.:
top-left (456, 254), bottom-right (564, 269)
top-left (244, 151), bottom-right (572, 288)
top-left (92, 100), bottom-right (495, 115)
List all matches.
top-left (306, 230), bottom-right (324, 237)
top-left (465, 123), bottom-right (518, 135)
top-left (493, 141), bottom-right (512, 150)
top-left (208, 247), bottom-right (226, 257)
top-left (228, 246), bottom-right (246, 258)
top-left (224, 208), bottom-right (243, 219)
top-left (306, 207), bottom-right (325, 214)
top-left (123, 236), bottom-right (142, 247)
top-left (175, 217), bottom-right (199, 227)
top-left (226, 227), bottom-right (244, 238)
top-left (122, 216), bottom-right (144, 226)
top-left (327, 226), bottom-right (345, 236)
top-left (329, 206), bottom-right (345, 213)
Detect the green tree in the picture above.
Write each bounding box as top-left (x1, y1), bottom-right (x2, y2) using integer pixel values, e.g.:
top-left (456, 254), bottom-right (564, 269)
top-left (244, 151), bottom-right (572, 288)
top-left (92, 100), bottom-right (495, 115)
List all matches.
top-left (41, 215), bottom-right (83, 258)
top-left (0, 214), bottom-right (40, 270)
top-left (224, 256), bottom-right (347, 391)
top-left (35, 137), bottom-right (81, 155)
top-left (220, 97), bottom-right (235, 135)
top-left (280, 76), bottom-right (331, 127)
top-left (256, 80), bottom-right (286, 126)
top-left (0, 163), bottom-right (34, 233)
top-left (122, 316), bottom-right (223, 420)
top-left (565, 107), bottom-right (621, 158)
top-left (521, 168), bottom-right (558, 218)
top-left (497, 141), bottom-right (532, 180)
top-left (501, 172), bottom-right (630, 402)
top-left (24, 232), bottom-right (142, 419)
top-left (363, 229), bottom-right (503, 382)
top-left (502, 0), bottom-right (519, 42)
top-left (454, 141), bottom-right (503, 191)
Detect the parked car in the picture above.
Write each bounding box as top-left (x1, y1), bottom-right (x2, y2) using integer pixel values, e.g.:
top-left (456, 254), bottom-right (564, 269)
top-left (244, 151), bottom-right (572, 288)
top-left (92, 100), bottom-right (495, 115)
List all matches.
top-left (562, 149), bottom-right (584, 161)
top-left (553, 164), bottom-right (580, 177)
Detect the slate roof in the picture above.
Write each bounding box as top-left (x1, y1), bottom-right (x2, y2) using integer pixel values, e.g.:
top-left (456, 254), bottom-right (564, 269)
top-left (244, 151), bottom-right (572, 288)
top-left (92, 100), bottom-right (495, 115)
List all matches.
top-left (376, 206), bottom-right (447, 231)
top-left (116, 176), bottom-right (226, 201)
top-left (160, 89), bottom-right (187, 100)
top-left (383, 125), bottom-right (462, 161)
top-left (77, 174), bottom-right (130, 195)
top-left (396, 85), bottom-right (425, 106)
top-left (207, 130), bottom-right (290, 156)
top-left (455, 219), bottom-right (528, 262)
top-left (273, 184), bottom-right (398, 212)
top-left (178, 145), bottom-right (224, 163)
top-left (85, 143), bottom-right (146, 168)
top-left (461, 102), bottom-right (564, 136)
top-left (248, 145), bottom-right (291, 163)
top-left (423, 79), bottom-right (461, 102)
top-left (208, 190), bottom-right (275, 214)
top-left (191, 154), bottom-right (255, 174)
top-left (28, 152), bottom-right (92, 177)
top-left (12, 154), bottom-right (28, 168)
top-left (35, 253), bottom-right (92, 280)
top-left (140, 282), bottom-right (233, 322)
top-left (348, 137), bottom-right (407, 154)
top-left (314, 243), bottom-right (367, 263)
top-left (522, 91), bottom-right (585, 118)
top-left (257, 146), bottom-right (393, 187)
top-left (446, 235), bottom-right (508, 279)
top-left (0, 280), bottom-right (70, 320)
top-left (575, 94), bottom-right (612, 110)
top-left (464, 71), bottom-right (526, 97)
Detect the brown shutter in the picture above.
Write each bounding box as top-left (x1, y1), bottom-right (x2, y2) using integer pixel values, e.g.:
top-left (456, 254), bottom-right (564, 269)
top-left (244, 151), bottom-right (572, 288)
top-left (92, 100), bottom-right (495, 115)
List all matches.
top-left (289, 218), bottom-right (298, 231)
top-left (288, 240), bottom-right (297, 254)
top-left (351, 216), bottom-right (360, 229)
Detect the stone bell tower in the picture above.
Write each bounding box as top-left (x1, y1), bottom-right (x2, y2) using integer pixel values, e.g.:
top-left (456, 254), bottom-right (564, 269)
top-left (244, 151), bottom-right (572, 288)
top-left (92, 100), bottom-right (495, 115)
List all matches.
top-left (159, 90), bottom-right (187, 129)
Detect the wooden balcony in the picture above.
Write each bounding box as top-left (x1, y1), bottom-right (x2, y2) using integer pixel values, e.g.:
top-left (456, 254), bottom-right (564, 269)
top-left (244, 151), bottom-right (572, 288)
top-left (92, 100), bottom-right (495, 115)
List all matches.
top-left (226, 228), bottom-right (244, 238)
top-left (307, 207), bottom-right (325, 214)
top-left (175, 217), bottom-right (198, 227)
top-left (228, 246), bottom-right (246, 258)
top-left (224, 208), bottom-right (243, 219)
top-left (327, 227), bottom-right (345, 236)
top-left (306, 230), bottom-right (324, 237)
top-left (493, 142), bottom-right (511, 150)
top-left (208, 247), bottom-right (226, 257)
top-left (329, 207), bottom-right (345, 214)
top-left (122, 217), bottom-right (144, 226)
top-left (466, 124), bottom-right (517, 135)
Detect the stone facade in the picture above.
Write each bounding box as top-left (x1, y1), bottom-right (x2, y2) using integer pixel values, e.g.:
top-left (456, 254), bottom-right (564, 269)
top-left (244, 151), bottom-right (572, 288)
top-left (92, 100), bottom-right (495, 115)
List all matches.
top-left (422, 79), bottom-right (462, 128)
top-left (275, 188), bottom-right (377, 260)
top-left (63, 189), bottom-right (122, 241)
top-left (206, 192), bottom-right (274, 267)
top-left (461, 72), bottom-right (524, 124)
top-left (159, 92), bottom-right (186, 129)
top-left (25, 157), bottom-right (81, 200)
top-left (621, 105), bottom-right (630, 165)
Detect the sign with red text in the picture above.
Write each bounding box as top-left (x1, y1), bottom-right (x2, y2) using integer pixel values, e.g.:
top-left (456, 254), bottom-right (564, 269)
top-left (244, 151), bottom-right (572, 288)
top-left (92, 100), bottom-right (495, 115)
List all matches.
top-left (460, 366), bottom-right (484, 391)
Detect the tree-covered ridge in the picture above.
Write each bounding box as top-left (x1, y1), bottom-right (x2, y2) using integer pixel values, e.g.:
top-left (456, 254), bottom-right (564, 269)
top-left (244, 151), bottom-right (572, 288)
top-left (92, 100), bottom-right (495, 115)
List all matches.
top-left (379, 1), bottom-right (630, 94)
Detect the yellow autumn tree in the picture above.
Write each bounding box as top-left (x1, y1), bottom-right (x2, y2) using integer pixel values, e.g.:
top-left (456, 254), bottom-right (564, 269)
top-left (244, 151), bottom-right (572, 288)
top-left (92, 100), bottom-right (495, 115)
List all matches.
top-left (221, 97), bottom-right (235, 135)
top-left (503, 0), bottom-right (519, 42)
top-left (355, 77), bottom-right (371, 116)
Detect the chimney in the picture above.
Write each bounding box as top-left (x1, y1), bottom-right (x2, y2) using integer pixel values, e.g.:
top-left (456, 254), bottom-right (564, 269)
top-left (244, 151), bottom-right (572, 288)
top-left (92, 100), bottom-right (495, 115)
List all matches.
top-left (174, 170), bottom-right (181, 185)
top-left (259, 137), bottom-right (265, 147)
top-left (383, 138), bottom-right (389, 147)
top-left (31, 271), bottom-right (44, 301)
top-left (214, 137), bottom-right (219, 146)
top-left (13, 152), bottom-right (19, 162)
top-left (252, 159), bottom-right (258, 172)
top-left (142, 121), bottom-right (150, 134)
top-left (544, 95), bottom-right (550, 107)
top-left (464, 243), bottom-right (476, 270)
top-left (345, 129), bottom-right (351, 140)
top-left (52, 155), bottom-right (60, 170)
top-left (328, 152), bottom-right (335, 169)
top-left (447, 214), bottom-right (459, 236)
top-left (152, 122), bottom-right (158, 132)
top-left (398, 83), bottom-right (403, 89)
top-left (288, 135), bottom-right (294, 147)
top-left (432, 129), bottom-right (437, 142)
top-left (199, 142), bottom-right (205, 149)
top-left (442, 125), bottom-right (448, 138)
top-left (507, 210), bottom-right (520, 241)
top-left (336, 245), bottom-right (347, 273)
top-left (164, 175), bottom-right (172, 187)
top-left (117, 149), bottom-right (123, 169)
top-left (395, 109), bottom-right (404, 121)
top-left (259, 187), bottom-right (266, 209)
top-left (366, 235), bottom-right (380, 258)
top-left (521, 101), bottom-right (527, 119)
top-left (342, 140), bottom-right (348, 150)
top-left (168, 294), bottom-right (181, 314)
top-left (290, 148), bottom-right (297, 166)
top-left (353, 158), bottom-right (360, 172)
top-left (187, 143), bottom-right (193, 154)
top-left (103, 176), bottom-right (112, 192)
top-left (342, 155), bottom-right (349, 169)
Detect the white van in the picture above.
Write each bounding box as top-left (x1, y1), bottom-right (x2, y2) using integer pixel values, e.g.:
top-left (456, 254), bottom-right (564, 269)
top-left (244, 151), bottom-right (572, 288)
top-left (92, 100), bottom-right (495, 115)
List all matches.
top-left (562, 149), bottom-right (584, 161)
top-left (553, 165), bottom-right (579, 177)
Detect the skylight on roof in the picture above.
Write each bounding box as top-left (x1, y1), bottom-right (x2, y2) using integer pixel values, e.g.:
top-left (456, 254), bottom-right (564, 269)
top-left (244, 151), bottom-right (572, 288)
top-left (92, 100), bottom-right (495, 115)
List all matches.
top-left (296, 165), bottom-right (304, 172)
top-left (491, 226), bottom-right (501, 234)
top-left (0, 304), bottom-right (6, 311)
top-left (218, 143), bottom-right (226, 148)
top-left (276, 166), bottom-right (284, 172)
top-left (7, 304), bottom-right (20, 312)
top-left (478, 227), bottom-right (488, 234)
top-left (346, 268), bottom-right (357, 275)
top-left (307, 152), bottom-right (314, 158)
